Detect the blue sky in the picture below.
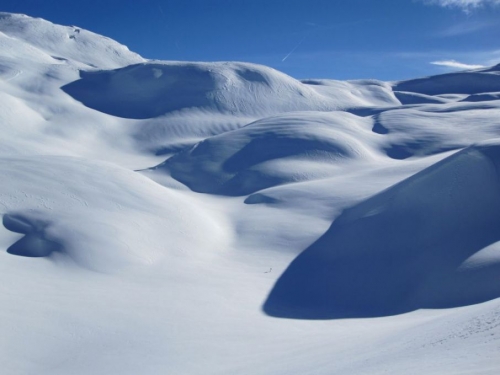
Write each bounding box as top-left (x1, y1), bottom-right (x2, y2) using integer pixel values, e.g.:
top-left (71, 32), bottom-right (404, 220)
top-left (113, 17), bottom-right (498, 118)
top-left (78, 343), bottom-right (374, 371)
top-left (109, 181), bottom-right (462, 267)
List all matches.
top-left (2, 0), bottom-right (500, 80)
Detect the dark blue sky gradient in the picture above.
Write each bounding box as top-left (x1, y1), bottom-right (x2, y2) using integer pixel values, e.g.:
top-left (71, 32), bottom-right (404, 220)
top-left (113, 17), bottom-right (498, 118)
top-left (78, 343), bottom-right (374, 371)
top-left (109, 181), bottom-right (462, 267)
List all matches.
top-left (2, 0), bottom-right (499, 80)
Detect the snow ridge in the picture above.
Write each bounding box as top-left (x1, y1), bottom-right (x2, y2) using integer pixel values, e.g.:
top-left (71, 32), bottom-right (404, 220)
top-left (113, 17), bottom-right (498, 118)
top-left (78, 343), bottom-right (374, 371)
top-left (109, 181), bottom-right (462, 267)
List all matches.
top-left (1, 12), bottom-right (500, 375)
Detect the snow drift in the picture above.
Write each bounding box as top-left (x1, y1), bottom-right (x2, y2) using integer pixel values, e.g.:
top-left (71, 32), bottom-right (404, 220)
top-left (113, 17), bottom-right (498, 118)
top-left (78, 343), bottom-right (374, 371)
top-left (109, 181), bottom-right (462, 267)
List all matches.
top-left (393, 64), bottom-right (500, 96)
top-left (2, 11), bottom-right (500, 375)
top-left (156, 111), bottom-right (377, 195)
top-left (62, 61), bottom-right (403, 120)
top-left (0, 156), bottom-right (226, 272)
top-left (62, 61), bottom-right (341, 119)
top-left (264, 141), bottom-right (500, 319)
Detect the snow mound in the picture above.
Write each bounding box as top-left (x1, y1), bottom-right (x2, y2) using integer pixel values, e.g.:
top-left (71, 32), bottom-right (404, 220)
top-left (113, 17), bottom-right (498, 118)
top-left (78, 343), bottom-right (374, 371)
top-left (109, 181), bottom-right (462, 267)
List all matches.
top-left (460, 92), bottom-right (500, 102)
top-left (2, 12), bottom-right (500, 374)
top-left (0, 13), bottom-right (143, 69)
top-left (154, 111), bottom-right (376, 195)
top-left (62, 61), bottom-right (349, 119)
top-left (393, 65), bottom-right (500, 96)
top-left (302, 78), bottom-right (401, 108)
top-left (374, 104), bottom-right (500, 160)
top-left (393, 91), bottom-right (449, 105)
top-left (0, 157), bottom-right (226, 272)
top-left (264, 141), bottom-right (500, 319)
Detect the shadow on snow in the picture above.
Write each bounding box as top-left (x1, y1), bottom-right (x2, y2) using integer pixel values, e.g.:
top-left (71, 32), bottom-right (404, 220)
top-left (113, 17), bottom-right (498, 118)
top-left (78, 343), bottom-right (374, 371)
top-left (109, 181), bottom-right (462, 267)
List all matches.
top-left (264, 143), bottom-right (500, 319)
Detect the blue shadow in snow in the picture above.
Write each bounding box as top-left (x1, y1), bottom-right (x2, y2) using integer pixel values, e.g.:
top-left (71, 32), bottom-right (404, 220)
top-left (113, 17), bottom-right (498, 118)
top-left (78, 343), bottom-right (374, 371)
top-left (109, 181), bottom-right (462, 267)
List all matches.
top-left (3, 214), bottom-right (62, 257)
top-left (264, 146), bottom-right (500, 319)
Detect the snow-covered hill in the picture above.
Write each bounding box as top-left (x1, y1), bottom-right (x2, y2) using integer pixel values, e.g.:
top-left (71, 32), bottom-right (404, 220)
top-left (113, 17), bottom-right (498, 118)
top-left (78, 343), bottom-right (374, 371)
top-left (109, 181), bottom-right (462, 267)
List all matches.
top-left (0, 12), bottom-right (143, 69)
top-left (1, 13), bottom-right (499, 375)
top-left (265, 141), bottom-right (500, 318)
top-left (393, 64), bottom-right (500, 96)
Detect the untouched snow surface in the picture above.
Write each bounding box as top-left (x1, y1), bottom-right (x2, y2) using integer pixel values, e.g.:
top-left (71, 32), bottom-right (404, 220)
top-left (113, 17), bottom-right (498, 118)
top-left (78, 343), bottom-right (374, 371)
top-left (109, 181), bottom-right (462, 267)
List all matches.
top-left (1, 13), bottom-right (500, 375)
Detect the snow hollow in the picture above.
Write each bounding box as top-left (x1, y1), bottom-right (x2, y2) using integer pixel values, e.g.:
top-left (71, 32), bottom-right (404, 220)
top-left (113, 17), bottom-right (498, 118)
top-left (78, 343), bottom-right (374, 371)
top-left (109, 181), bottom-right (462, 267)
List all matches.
top-left (1, 12), bottom-right (499, 375)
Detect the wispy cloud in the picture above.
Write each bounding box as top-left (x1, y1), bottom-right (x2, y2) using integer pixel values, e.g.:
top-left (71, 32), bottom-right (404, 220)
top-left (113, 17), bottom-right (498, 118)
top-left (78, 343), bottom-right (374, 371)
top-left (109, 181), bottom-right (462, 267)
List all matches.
top-left (422, 0), bottom-right (500, 12)
top-left (437, 20), bottom-right (496, 37)
top-left (430, 59), bottom-right (485, 69)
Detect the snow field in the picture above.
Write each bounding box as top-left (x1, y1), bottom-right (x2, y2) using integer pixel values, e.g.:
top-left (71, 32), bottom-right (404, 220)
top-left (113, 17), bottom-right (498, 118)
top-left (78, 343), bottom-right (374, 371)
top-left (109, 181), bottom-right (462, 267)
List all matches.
top-left (0, 12), bottom-right (499, 375)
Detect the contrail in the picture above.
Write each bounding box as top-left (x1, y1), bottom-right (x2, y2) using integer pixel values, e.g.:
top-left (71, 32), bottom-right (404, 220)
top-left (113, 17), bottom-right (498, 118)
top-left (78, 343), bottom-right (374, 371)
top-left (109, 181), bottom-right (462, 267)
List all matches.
top-left (158, 3), bottom-right (165, 17)
top-left (282, 35), bottom-right (307, 62)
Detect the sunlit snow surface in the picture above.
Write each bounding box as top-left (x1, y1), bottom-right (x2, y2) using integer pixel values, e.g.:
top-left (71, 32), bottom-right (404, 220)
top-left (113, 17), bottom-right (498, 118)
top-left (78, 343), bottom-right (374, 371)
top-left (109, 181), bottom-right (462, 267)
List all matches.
top-left (1, 12), bottom-right (500, 375)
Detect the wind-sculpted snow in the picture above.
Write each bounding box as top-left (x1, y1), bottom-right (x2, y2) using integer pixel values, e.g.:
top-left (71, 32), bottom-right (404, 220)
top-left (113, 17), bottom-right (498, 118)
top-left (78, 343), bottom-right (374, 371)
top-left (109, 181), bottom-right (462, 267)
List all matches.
top-left (2, 12), bottom-right (500, 375)
top-left (0, 157), bottom-right (227, 272)
top-left (62, 61), bottom-right (336, 119)
top-left (302, 78), bottom-right (401, 107)
top-left (393, 91), bottom-right (449, 105)
top-left (375, 103), bottom-right (500, 159)
top-left (460, 92), bottom-right (500, 102)
top-left (62, 61), bottom-right (400, 120)
top-left (0, 13), bottom-right (149, 166)
top-left (264, 141), bottom-right (500, 319)
top-left (393, 64), bottom-right (500, 96)
top-left (157, 111), bottom-right (378, 195)
top-left (3, 214), bottom-right (63, 257)
top-left (0, 13), bottom-right (143, 69)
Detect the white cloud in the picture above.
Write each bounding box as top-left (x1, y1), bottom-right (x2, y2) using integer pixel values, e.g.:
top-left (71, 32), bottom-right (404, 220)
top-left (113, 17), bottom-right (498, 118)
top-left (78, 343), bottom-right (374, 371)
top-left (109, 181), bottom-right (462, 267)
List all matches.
top-left (430, 60), bottom-right (485, 69)
top-left (423, 0), bottom-right (500, 11)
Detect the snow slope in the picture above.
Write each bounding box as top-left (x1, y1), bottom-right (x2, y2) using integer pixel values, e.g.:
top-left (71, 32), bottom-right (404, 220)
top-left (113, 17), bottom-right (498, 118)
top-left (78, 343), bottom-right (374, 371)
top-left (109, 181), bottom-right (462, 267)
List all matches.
top-left (62, 61), bottom-right (337, 119)
top-left (0, 12), bottom-right (144, 69)
top-left (1, 12), bottom-right (500, 375)
top-left (0, 156), bottom-right (227, 272)
top-left (157, 111), bottom-right (379, 195)
top-left (265, 141), bottom-right (500, 319)
top-left (393, 64), bottom-right (500, 95)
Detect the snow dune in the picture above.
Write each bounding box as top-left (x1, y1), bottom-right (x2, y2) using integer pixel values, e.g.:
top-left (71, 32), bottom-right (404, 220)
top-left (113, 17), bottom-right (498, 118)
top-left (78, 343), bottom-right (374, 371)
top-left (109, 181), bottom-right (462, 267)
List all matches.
top-left (393, 64), bottom-right (500, 95)
top-left (1, 12), bottom-right (500, 375)
top-left (460, 92), bottom-right (500, 102)
top-left (0, 157), bottom-right (228, 272)
top-left (264, 141), bottom-right (500, 319)
top-left (157, 111), bottom-right (378, 195)
top-left (62, 61), bottom-right (402, 121)
top-left (62, 61), bottom-right (336, 119)
top-left (374, 103), bottom-right (500, 159)
top-left (392, 91), bottom-right (449, 105)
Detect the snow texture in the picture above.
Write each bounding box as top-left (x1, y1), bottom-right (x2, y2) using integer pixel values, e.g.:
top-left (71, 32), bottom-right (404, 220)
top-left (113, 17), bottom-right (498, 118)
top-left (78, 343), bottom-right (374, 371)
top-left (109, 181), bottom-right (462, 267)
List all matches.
top-left (1, 12), bottom-right (500, 375)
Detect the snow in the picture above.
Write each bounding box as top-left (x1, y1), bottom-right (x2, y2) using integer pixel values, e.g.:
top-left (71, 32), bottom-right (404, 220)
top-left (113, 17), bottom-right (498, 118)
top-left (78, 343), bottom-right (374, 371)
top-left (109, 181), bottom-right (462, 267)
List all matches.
top-left (392, 64), bottom-right (500, 95)
top-left (265, 141), bottom-right (500, 318)
top-left (1, 12), bottom-right (499, 375)
top-left (157, 111), bottom-right (378, 195)
top-left (0, 13), bottom-right (144, 69)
